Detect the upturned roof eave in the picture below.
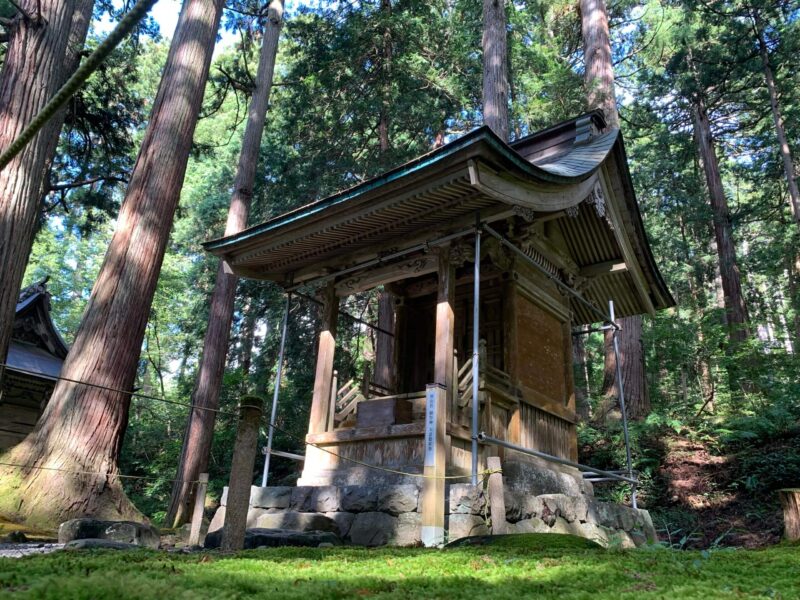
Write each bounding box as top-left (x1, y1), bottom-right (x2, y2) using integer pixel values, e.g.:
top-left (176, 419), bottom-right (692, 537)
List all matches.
top-left (203, 125), bottom-right (599, 256)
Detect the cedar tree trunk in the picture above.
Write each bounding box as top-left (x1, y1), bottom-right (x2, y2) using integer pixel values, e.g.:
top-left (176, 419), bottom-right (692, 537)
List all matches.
top-left (580, 0), bottom-right (618, 128)
top-left (482, 0), bottom-right (509, 141)
top-left (0, 0), bottom-right (93, 364)
top-left (0, 0), bottom-right (224, 528)
top-left (753, 19), bottom-right (800, 223)
top-left (581, 0), bottom-right (648, 418)
top-left (599, 315), bottom-right (649, 420)
top-left (691, 91), bottom-right (751, 345)
top-left (374, 0), bottom-right (395, 392)
top-left (166, 1), bottom-right (283, 528)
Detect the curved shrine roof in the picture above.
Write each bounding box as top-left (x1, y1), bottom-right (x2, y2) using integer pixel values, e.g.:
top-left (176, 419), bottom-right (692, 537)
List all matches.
top-left (204, 112), bottom-right (674, 323)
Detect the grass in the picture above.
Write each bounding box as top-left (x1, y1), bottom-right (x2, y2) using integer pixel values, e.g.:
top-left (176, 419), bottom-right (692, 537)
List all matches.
top-left (0, 534), bottom-right (798, 599)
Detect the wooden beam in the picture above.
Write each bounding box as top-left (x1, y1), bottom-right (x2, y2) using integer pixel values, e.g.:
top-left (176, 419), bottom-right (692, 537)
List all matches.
top-left (578, 259), bottom-right (627, 279)
top-left (307, 282), bottom-right (339, 436)
top-left (334, 254), bottom-right (438, 295)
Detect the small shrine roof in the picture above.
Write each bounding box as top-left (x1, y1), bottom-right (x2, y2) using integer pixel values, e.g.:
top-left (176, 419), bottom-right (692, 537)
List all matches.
top-left (204, 112), bottom-right (673, 322)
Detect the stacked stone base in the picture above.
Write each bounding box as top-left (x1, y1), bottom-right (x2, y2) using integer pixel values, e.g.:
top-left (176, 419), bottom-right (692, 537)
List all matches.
top-left (208, 481), bottom-right (656, 548)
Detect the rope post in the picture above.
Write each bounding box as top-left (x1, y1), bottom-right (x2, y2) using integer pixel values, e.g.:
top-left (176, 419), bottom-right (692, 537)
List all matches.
top-left (486, 456), bottom-right (506, 534)
top-left (471, 216), bottom-right (482, 486)
top-left (188, 473), bottom-right (209, 546)
top-left (262, 294), bottom-right (291, 487)
top-left (609, 300), bottom-right (636, 509)
top-left (222, 401), bottom-right (263, 551)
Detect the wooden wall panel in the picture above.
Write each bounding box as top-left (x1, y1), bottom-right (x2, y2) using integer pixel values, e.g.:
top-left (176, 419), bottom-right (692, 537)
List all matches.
top-left (514, 293), bottom-right (566, 403)
top-left (519, 403), bottom-right (575, 460)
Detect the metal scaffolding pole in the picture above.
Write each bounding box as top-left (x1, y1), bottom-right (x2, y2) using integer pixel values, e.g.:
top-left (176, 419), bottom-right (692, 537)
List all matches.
top-left (471, 218), bottom-right (482, 486)
top-left (262, 293), bottom-right (291, 487)
top-left (609, 299), bottom-right (637, 508)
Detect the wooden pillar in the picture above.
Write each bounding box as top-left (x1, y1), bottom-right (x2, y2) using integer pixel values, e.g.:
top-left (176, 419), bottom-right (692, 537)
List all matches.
top-left (503, 278), bottom-right (521, 445)
top-left (374, 290), bottom-right (395, 392)
top-left (308, 282), bottom-right (339, 435)
top-left (562, 319), bottom-right (578, 462)
top-left (422, 248), bottom-right (455, 547)
top-left (393, 296), bottom-right (406, 392)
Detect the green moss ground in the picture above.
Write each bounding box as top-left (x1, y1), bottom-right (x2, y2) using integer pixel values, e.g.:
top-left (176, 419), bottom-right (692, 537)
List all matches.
top-left (0, 534), bottom-right (797, 599)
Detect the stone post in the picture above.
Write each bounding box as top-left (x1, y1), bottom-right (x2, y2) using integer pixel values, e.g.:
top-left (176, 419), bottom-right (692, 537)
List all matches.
top-left (221, 401), bottom-right (263, 551)
top-left (188, 472), bottom-right (209, 546)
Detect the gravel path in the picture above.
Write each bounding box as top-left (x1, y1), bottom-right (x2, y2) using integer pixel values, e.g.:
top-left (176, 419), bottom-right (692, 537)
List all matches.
top-left (0, 543), bottom-right (63, 558)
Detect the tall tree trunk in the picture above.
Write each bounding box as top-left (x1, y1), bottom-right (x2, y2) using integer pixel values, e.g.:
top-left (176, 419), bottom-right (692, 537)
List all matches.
top-left (0, 0), bottom-right (224, 528)
top-left (581, 0), bottom-right (648, 419)
top-left (572, 331), bottom-right (591, 420)
top-left (377, 0), bottom-right (392, 158)
top-left (482, 0), bottom-right (509, 141)
top-left (165, 1), bottom-right (283, 528)
top-left (690, 91), bottom-right (751, 345)
top-left (752, 17), bottom-right (800, 222)
top-left (598, 315), bottom-right (649, 420)
top-left (0, 0), bottom-right (93, 364)
top-left (580, 0), bottom-right (618, 128)
top-left (374, 0), bottom-right (395, 393)
top-left (238, 300), bottom-right (259, 388)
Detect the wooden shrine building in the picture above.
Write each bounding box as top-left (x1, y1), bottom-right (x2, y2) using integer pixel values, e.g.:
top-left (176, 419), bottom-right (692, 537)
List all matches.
top-left (205, 111), bottom-right (673, 544)
top-left (0, 280), bottom-right (68, 449)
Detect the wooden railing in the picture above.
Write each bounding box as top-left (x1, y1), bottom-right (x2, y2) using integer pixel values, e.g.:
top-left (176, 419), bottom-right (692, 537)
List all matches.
top-left (328, 366), bottom-right (396, 430)
top-left (455, 341), bottom-right (517, 410)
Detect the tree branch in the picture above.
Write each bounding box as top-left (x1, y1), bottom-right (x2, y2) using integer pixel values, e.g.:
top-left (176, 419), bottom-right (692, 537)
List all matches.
top-left (48, 174), bottom-right (128, 192)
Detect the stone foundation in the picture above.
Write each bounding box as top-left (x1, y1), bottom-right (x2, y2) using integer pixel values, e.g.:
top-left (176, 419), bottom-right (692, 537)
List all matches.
top-left (208, 478), bottom-right (656, 548)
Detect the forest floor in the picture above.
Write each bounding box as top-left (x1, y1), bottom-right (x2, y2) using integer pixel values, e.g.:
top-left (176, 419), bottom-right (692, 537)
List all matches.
top-left (0, 534), bottom-right (798, 599)
top-left (646, 436), bottom-right (787, 549)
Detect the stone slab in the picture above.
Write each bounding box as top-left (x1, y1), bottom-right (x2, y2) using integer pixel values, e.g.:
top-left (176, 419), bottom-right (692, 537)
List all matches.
top-left (349, 512), bottom-right (397, 547)
top-left (64, 539), bottom-right (138, 551)
top-left (254, 511), bottom-right (339, 535)
top-left (377, 485), bottom-right (419, 515)
top-left (448, 484), bottom-right (485, 516)
top-left (204, 528), bottom-right (341, 549)
top-left (58, 519), bottom-right (160, 549)
top-left (447, 514), bottom-right (489, 541)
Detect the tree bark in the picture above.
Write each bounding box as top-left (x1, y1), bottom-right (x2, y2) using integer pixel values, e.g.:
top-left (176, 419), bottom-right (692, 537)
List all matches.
top-left (580, 0), bottom-right (618, 128)
top-left (690, 91), bottom-right (751, 345)
top-left (599, 315), bottom-right (649, 420)
top-left (377, 0), bottom-right (392, 158)
top-left (373, 1), bottom-right (395, 393)
top-left (0, 0), bottom-right (93, 365)
top-left (779, 488), bottom-right (800, 541)
top-left (482, 0), bottom-right (509, 141)
top-left (166, 1), bottom-right (283, 528)
top-left (0, 0), bottom-right (224, 528)
top-left (581, 0), bottom-right (648, 419)
top-left (753, 18), bottom-right (800, 223)
top-left (572, 331), bottom-right (591, 421)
